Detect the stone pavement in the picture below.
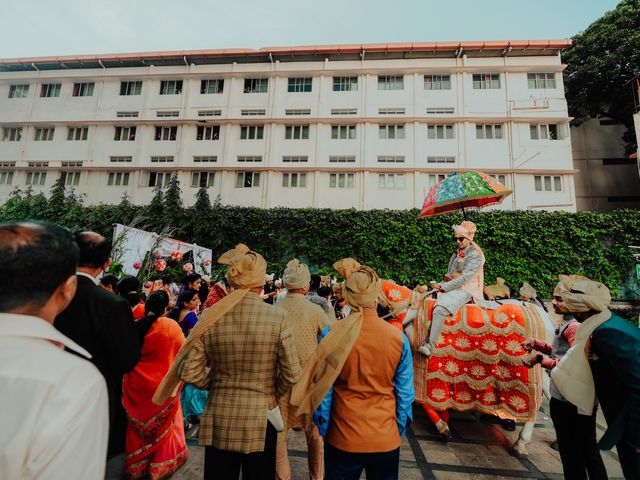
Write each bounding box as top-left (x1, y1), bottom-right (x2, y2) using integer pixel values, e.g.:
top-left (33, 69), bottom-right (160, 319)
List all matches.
top-left (106, 400), bottom-right (625, 479)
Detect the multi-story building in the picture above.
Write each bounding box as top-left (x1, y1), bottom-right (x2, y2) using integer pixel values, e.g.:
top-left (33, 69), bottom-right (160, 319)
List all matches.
top-left (0, 40), bottom-right (576, 210)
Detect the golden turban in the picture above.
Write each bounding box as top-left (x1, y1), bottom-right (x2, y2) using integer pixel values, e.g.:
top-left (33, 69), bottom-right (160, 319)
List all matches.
top-left (333, 258), bottom-right (361, 280)
top-left (282, 258), bottom-right (311, 290)
top-left (219, 243), bottom-right (267, 289)
top-left (484, 277), bottom-right (510, 300)
top-left (344, 265), bottom-right (381, 309)
top-left (519, 282), bottom-right (537, 300)
top-left (556, 274), bottom-right (611, 313)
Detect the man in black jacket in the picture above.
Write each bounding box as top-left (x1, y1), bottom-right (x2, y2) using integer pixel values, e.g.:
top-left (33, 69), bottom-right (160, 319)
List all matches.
top-left (55, 231), bottom-right (140, 457)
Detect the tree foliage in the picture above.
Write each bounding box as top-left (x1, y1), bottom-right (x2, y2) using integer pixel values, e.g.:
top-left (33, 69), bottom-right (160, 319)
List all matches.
top-left (0, 188), bottom-right (638, 300)
top-left (563, 0), bottom-right (640, 152)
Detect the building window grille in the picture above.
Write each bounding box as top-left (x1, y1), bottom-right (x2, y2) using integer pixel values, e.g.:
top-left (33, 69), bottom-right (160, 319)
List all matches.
top-left (237, 156), bottom-right (262, 163)
top-left (150, 156), bottom-right (174, 163)
top-left (428, 174), bottom-right (447, 188)
top-left (328, 156), bottom-right (356, 163)
top-left (117, 111), bottom-right (139, 118)
top-left (427, 156), bottom-right (455, 164)
top-left (287, 77), bottom-right (312, 93)
top-left (333, 76), bottom-right (358, 92)
top-left (198, 110), bottom-right (222, 117)
top-left (426, 107), bottom-right (454, 114)
top-left (331, 108), bottom-right (357, 115)
top-left (377, 156), bottom-right (405, 163)
top-left (193, 156), bottom-right (217, 162)
top-left (109, 156), bottom-right (133, 163)
top-left (282, 156), bottom-right (308, 162)
top-left (489, 174), bottom-right (507, 184)
top-left (241, 109), bottom-right (266, 116)
top-left (378, 108), bottom-right (405, 115)
top-left (285, 109), bottom-right (311, 116)
top-left (156, 111), bottom-right (179, 118)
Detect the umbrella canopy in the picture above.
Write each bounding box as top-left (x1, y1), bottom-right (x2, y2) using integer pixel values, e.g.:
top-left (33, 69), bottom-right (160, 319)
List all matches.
top-left (419, 171), bottom-right (512, 218)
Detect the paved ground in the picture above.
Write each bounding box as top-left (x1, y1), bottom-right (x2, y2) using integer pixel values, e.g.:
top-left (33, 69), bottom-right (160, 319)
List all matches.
top-left (106, 399), bottom-right (625, 479)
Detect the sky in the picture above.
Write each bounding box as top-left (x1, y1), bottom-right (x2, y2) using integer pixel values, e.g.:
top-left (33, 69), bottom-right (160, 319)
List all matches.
top-left (0, 0), bottom-right (621, 58)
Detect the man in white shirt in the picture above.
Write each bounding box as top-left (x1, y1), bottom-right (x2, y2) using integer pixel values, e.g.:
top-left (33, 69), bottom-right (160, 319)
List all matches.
top-left (0, 221), bottom-right (109, 480)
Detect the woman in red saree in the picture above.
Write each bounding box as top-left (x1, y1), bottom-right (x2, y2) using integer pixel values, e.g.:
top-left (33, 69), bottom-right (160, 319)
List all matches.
top-left (123, 291), bottom-right (188, 479)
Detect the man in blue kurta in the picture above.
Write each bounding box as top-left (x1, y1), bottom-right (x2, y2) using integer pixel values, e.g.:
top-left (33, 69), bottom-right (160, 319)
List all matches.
top-left (551, 275), bottom-right (640, 480)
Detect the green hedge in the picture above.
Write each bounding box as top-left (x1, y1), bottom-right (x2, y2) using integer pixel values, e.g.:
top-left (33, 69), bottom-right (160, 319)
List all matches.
top-left (1, 182), bottom-right (639, 300)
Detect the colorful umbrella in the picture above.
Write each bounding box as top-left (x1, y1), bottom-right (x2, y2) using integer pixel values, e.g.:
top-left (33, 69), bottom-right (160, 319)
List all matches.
top-left (419, 171), bottom-right (512, 219)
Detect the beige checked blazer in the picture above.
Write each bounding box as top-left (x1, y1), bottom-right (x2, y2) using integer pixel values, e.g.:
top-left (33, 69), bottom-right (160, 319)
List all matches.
top-left (179, 291), bottom-right (301, 453)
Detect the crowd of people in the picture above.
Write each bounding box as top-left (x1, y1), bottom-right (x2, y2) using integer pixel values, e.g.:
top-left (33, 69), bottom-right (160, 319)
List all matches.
top-left (0, 220), bottom-right (638, 480)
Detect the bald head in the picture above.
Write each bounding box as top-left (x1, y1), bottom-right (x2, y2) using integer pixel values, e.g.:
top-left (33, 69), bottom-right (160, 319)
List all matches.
top-left (75, 231), bottom-right (111, 268)
top-left (0, 221), bottom-right (79, 311)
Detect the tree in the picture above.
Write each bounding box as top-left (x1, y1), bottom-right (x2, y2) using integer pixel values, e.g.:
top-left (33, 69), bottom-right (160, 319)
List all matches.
top-left (46, 175), bottom-right (66, 222)
top-left (563, 0), bottom-right (640, 152)
top-left (142, 184), bottom-right (164, 232)
top-left (163, 174), bottom-right (184, 237)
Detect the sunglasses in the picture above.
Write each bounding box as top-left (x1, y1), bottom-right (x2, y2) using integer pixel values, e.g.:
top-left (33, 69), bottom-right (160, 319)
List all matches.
top-left (454, 237), bottom-right (466, 242)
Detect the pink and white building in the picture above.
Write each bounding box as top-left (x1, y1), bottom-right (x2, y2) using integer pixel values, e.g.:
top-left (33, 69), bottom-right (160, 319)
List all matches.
top-left (0, 40), bottom-right (576, 210)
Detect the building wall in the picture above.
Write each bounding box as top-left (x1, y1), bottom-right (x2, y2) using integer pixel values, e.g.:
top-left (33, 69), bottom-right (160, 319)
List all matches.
top-left (0, 52), bottom-right (576, 211)
top-left (572, 118), bottom-right (640, 211)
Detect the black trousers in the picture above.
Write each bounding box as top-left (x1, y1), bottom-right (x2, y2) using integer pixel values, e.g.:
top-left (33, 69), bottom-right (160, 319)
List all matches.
top-left (616, 436), bottom-right (640, 480)
top-left (550, 397), bottom-right (608, 480)
top-left (324, 442), bottom-right (400, 480)
top-left (204, 423), bottom-right (277, 480)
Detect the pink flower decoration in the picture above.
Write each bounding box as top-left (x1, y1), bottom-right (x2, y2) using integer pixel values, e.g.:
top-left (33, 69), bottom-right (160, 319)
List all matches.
top-left (133, 261), bottom-right (142, 270)
top-left (143, 281), bottom-right (153, 288)
top-left (203, 258), bottom-right (212, 267)
top-left (154, 259), bottom-right (167, 272)
top-left (170, 250), bottom-right (184, 262)
top-left (183, 262), bottom-right (193, 272)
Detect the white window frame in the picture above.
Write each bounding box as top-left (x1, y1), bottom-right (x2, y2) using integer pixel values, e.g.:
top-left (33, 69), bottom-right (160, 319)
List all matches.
top-left (285, 125), bottom-right (309, 140)
top-left (191, 171), bottom-right (215, 188)
top-left (0, 171), bottom-right (14, 185)
top-left (378, 173), bottom-right (405, 190)
top-left (489, 174), bottom-right (507, 185)
top-left (282, 172), bottom-right (307, 188)
top-left (534, 175), bottom-right (562, 192)
top-left (120, 81), bottom-right (142, 96)
top-left (159, 80), bottom-right (183, 95)
top-left (26, 171), bottom-right (47, 186)
top-left (475, 124), bottom-right (503, 140)
top-left (154, 126), bottom-right (178, 141)
top-left (2, 127), bottom-right (22, 142)
top-left (377, 75), bottom-right (404, 91)
top-left (107, 172), bottom-right (130, 186)
top-left (196, 125), bottom-right (220, 141)
top-left (60, 171), bottom-right (81, 186)
top-left (147, 171), bottom-right (173, 188)
top-left (331, 125), bottom-right (356, 140)
top-left (427, 124), bottom-right (454, 140)
top-left (114, 126), bottom-right (136, 141)
top-left (428, 174), bottom-right (447, 188)
top-left (287, 77), bottom-right (312, 93)
top-left (282, 156), bottom-right (308, 163)
top-left (333, 76), bottom-right (358, 92)
top-left (72, 82), bottom-right (94, 97)
top-left (328, 156), bottom-right (356, 163)
top-left (377, 155), bottom-right (405, 163)
top-left (530, 124), bottom-right (559, 141)
top-left (34, 127), bottom-right (55, 141)
top-left (427, 156), bottom-right (456, 164)
top-left (67, 127), bottom-right (88, 141)
top-left (244, 78), bottom-right (268, 93)
top-left (235, 171), bottom-right (261, 188)
top-left (9, 84), bottom-right (29, 98)
top-left (424, 75), bottom-right (451, 90)
top-left (472, 74), bottom-right (500, 90)
top-left (331, 108), bottom-right (357, 115)
top-left (109, 156), bottom-right (132, 163)
top-left (40, 83), bottom-right (61, 98)
top-left (379, 125), bottom-right (405, 139)
top-left (527, 73), bottom-right (556, 89)
top-left (237, 156), bottom-right (262, 163)
top-left (200, 79), bottom-right (224, 94)
top-left (329, 173), bottom-right (355, 189)
top-left (240, 125), bottom-right (264, 140)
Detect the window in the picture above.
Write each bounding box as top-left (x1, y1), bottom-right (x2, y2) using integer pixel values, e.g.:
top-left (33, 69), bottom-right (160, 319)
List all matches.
top-left (329, 155), bottom-right (356, 163)
top-left (147, 172), bottom-right (172, 187)
top-left (527, 73), bottom-right (556, 89)
top-left (0, 162), bottom-right (16, 167)
top-left (530, 124), bottom-right (558, 140)
top-left (67, 127), bottom-right (88, 141)
top-left (241, 109), bottom-right (266, 116)
top-left (427, 124), bottom-right (454, 139)
top-left (196, 125), bottom-right (220, 140)
top-left (331, 108), bottom-right (357, 116)
top-left (160, 80), bottom-right (183, 95)
top-left (200, 79), bottom-right (224, 94)
top-left (120, 81), bottom-right (142, 96)
top-left (40, 83), bottom-right (61, 97)
top-left (26, 172), bottom-right (47, 186)
top-left (60, 171), bottom-right (80, 186)
top-left (28, 162), bottom-right (49, 167)
top-left (154, 126), bottom-right (177, 141)
top-left (240, 126), bottom-right (264, 140)
top-left (378, 75), bottom-right (404, 91)
top-left (8, 84), bottom-right (29, 98)
top-left (331, 125), bottom-right (356, 139)
top-left (285, 125), bottom-right (309, 140)
top-left (0, 172), bottom-right (14, 185)
top-left (282, 172), bottom-right (307, 188)
top-left (285, 109), bottom-right (311, 116)
top-left (475, 124), bottom-right (503, 139)
top-left (3, 127), bottom-right (24, 141)
top-left (193, 156), bottom-right (217, 162)
top-left (235, 172), bottom-right (260, 188)
top-left (378, 173), bottom-right (405, 189)
top-left (34, 127), bottom-right (54, 141)
top-left (288, 77), bottom-right (312, 93)
top-left (244, 78), bottom-right (268, 93)
top-left (329, 173), bottom-right (355, 188)
top-left (534, 175), bottom-right (562, 192)
top-left (150, 156), bottom-right (174, 163)
top-left (198, 110), bottom-right (222, 117)
top-left (110, 156), bottom-right (132, 163)
top-left (377, 156), bottom-right (405, 163)
top-left (282, 155), bottom-right (308, 163)
top-left (427, 156), bottom-right (455, 164)
top-left (426, 107), bottom-right (455, 114)
top-left (114, 126), bottom-right (136, 141)
top-left (72, 82), bottom-right (94, 97)
top-left (428, 174), bottom-right (447, 188)
top-left (378, 108), bottom-right (405, 115)
top-left (117, 111), bottom-right (139, 118)
top-left (107, 172), bottom-right (130, 186)
top-left (237, 156), bottom-right (262, 162)
top-left (489, 174), bottom-right (507, 185)
top-left (157, 111), bottom-right (179, 118)
top-left (379, 125), bottom-right (405, 139)
top-left (61, 161), bottom-right (82, 167)
top-left (472, 74), bottom-right (500, 90)
top-left (191, 172), bottom-right (215, 188)
top-left (333, 76), bottom-right (358, 92)
top-left (424, 75), bottom-right (451, 90)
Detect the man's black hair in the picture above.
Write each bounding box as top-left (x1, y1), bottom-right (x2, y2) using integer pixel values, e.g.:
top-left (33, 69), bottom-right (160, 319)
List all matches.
top-left (310, 274), bottom-right (321, 291)
top-left (0, 222), bottom-right (79, 311)
top-left (75, 231), bottom-right (112, 268)
top-left (99, 274), bottom-right (119, 292)
top-left (161, 274), bottom-right (173, 285)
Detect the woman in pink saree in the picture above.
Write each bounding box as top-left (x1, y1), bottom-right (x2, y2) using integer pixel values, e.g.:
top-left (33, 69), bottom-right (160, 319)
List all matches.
top-left (123, 291), bottom-right (188, 479)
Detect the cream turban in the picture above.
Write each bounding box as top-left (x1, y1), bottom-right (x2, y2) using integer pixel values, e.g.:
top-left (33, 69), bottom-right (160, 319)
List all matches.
top-left (219, 244), bottom-right (267, 289)
top-left (452, 221), bottom-right (477, 241)
top-left (556, 274), bottom-right (611, 313)
top-left (519, 282), bottom-right (537, 300)
top-left (333, 258), bottom-right (361, 280)
top-left (484, 277), bottom-right (510, 299)
top-left (344, 266), bottom-right (381, 310)
top-left (283, 258), bottom-right (311, 289)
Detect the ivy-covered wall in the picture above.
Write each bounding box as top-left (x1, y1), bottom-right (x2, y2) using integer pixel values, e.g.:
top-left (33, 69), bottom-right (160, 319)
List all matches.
top-left (1, 181), bottom-right (639, 300)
